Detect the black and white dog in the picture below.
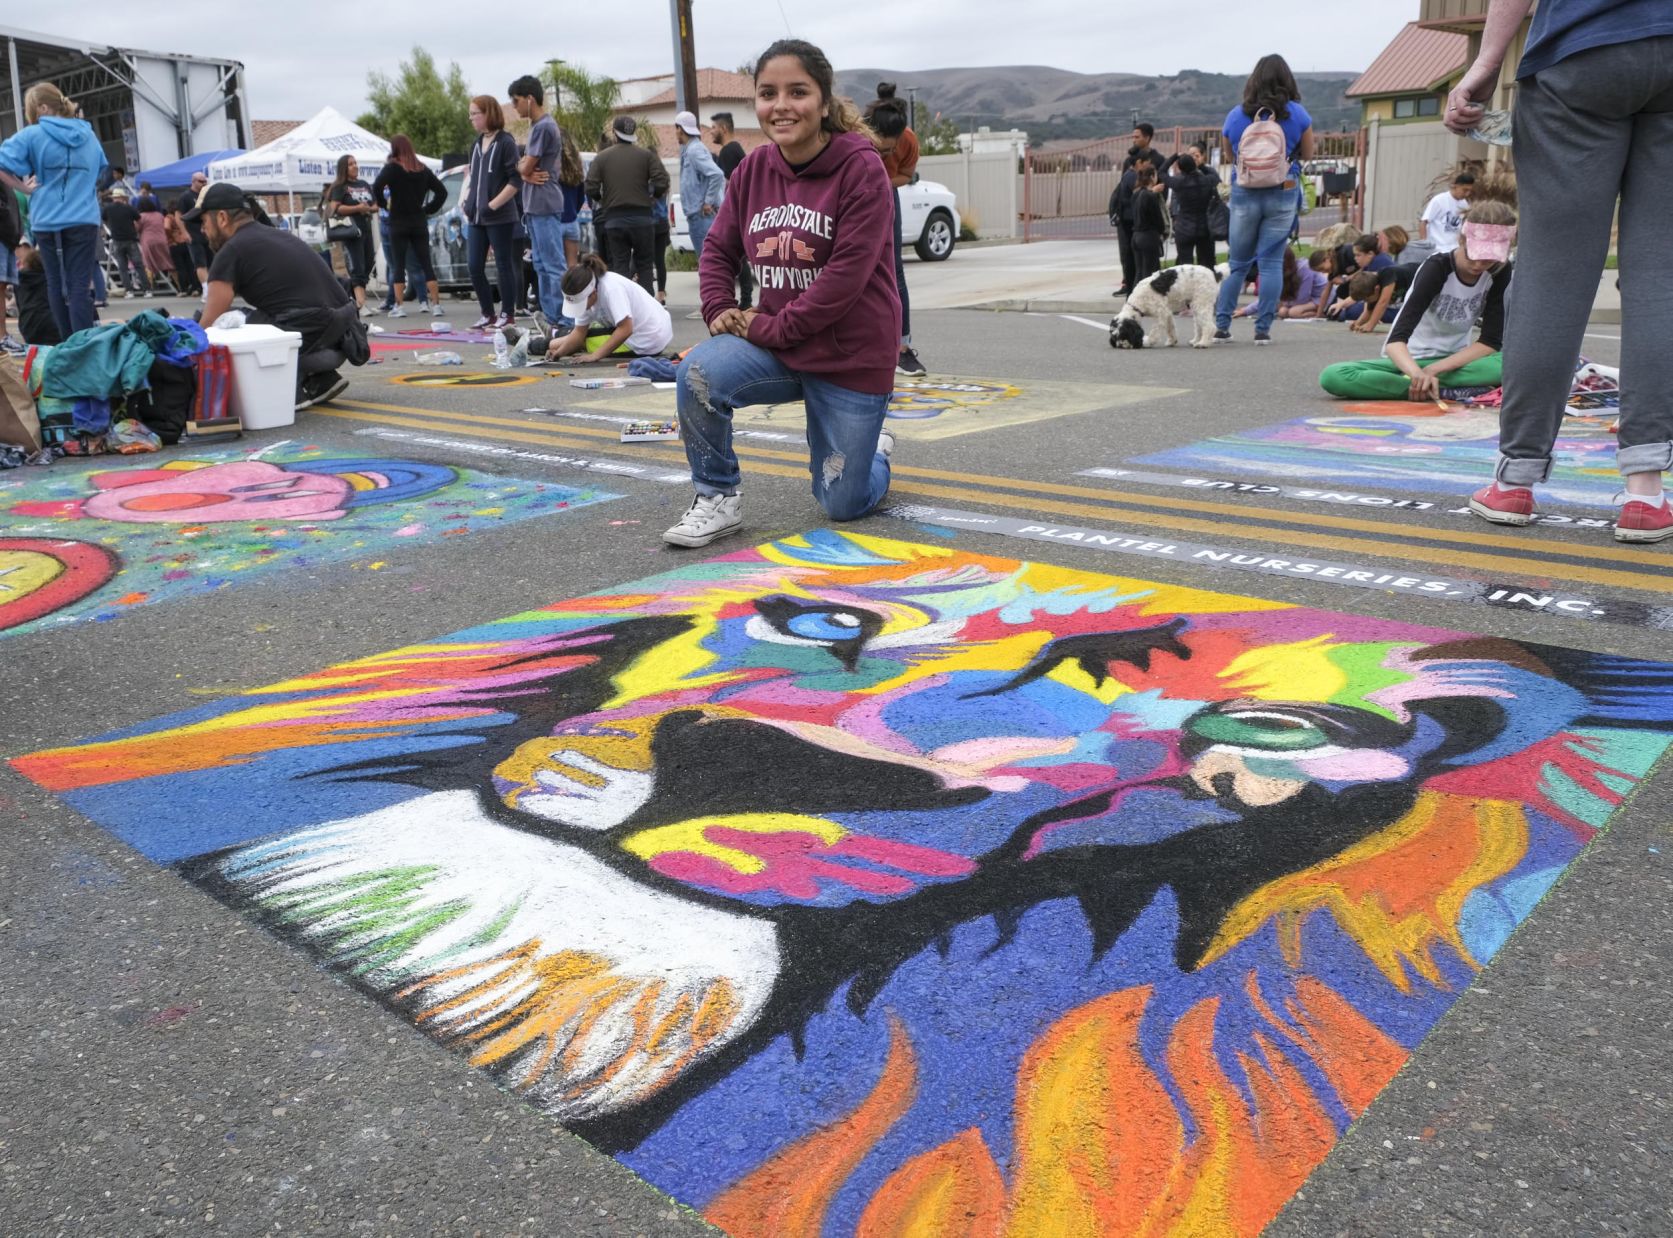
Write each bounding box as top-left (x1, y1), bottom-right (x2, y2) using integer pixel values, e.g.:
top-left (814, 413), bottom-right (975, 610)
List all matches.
top-left (1109, 265), bottom-right (1225, 350)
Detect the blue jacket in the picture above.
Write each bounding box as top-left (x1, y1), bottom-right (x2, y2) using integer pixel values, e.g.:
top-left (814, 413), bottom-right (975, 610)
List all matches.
top-left (0, 116), bottom-right (107, 231)
top-left (679, 139), bottom-right (726, 218)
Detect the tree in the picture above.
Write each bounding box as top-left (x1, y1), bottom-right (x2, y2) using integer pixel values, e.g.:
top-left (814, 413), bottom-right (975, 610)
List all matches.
top-left (918, 112), bottom-right (962, 157)
top-left (359, 47), bottom-right (475, 160)
top-left (546, 61), bottom-right (621, 152)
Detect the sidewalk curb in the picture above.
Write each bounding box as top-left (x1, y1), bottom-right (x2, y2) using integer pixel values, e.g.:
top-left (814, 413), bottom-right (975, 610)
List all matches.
top-left (967, 299), bottom-right (1118, 315)
top-left (963, 299), bottom-right (1626, 328)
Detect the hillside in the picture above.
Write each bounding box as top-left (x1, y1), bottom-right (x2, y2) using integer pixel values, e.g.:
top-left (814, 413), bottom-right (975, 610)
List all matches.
top-left (834, 66), bottom-right (1362, 142)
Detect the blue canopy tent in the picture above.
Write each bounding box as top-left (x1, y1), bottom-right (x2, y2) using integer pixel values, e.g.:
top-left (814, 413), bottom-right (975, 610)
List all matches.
top-left (131, 149), bottom-right (245, 191)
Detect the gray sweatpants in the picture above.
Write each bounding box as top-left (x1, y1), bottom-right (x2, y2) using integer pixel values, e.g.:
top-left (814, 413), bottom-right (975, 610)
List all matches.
top-left (1496, 36), bottom-right (1673, 485)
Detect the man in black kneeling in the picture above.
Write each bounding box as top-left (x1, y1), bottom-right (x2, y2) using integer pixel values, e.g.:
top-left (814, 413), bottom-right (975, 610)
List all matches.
top-left (185, 182), bottom-right (369, 409)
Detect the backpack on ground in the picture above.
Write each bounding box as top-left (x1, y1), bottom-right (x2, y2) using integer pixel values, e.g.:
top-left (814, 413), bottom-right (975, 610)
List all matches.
top-left (1236, 109), bottom-right (1290, 189)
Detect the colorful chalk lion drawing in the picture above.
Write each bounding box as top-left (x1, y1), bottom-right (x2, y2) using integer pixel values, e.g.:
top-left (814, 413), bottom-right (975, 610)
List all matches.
top-left (17, 531), bottom-right (1673, 1236)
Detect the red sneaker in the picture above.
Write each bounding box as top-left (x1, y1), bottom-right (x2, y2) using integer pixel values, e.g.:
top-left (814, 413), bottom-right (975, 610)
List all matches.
top-left (1468, 482), bottom-right (1535, 526)
top-left (1614, 498), bottom-right (1673, 543)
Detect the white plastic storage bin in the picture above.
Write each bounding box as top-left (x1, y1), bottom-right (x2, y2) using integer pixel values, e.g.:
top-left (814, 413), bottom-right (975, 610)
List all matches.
top-left (204, 324), bottom-right (303, 430)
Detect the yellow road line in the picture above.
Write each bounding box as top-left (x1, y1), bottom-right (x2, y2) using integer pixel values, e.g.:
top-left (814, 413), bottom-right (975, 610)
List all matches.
top-left (337, 397), bottom-right (1669, 569)
top-left (319, 403), bottom-right (1673, 595)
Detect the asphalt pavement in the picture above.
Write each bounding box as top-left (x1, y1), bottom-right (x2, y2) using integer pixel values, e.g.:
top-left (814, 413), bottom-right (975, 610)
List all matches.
top-left (2, 273), bottom-right (1668, 1237)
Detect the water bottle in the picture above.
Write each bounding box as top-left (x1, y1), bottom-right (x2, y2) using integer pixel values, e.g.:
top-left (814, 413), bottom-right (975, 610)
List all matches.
top-left (492, 329), bottom-right (510, 368)
top-left (414, 351), bottom-right (464, 366)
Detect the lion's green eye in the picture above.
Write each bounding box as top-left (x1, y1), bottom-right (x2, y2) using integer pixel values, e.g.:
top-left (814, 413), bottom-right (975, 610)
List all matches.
top-left (1189, 711), bottom-right (1330, 752)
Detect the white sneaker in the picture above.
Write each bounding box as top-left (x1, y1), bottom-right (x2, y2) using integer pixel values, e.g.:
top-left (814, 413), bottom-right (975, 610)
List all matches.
top-left (359, 304), bottom-right (377, 318)
top-left (663, 492), bottom-right (743, 548)
top-left (878, 429), bottom-right (895, 460)
top-left (388, 305), bottom-right (407, 318)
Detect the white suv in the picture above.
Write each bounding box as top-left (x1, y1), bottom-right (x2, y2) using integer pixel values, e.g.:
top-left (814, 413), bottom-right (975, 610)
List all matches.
top-left (671, 179), bottom-right (959, 261)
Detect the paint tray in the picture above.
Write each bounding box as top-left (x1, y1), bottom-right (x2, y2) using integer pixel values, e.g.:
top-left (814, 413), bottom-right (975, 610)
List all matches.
top-left (568, 377), bottom-right (653, 391)
top-left (620, 421), bottom-right (680, 442)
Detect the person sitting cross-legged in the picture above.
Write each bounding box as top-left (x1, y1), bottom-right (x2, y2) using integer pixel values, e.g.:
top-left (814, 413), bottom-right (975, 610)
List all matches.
top-left (188, 182), bottom-right (370, 410)
top-left (1318, 201), bottom-right (1515, 402)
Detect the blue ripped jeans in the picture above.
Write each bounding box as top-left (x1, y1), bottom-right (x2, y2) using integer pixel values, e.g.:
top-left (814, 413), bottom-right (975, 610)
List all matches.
top-left (1214, 183), bottom-right (1301, 333)
top-left (677, 333), bottom-right (892, 520)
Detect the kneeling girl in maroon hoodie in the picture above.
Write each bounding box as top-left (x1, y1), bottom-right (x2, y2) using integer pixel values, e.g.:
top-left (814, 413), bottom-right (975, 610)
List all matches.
top-left (664, 38), bottom-right (902, 548)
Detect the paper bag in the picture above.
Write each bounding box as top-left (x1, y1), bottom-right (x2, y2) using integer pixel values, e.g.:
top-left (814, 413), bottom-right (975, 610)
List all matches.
top-left (0, 356), bottom-right (42, 452)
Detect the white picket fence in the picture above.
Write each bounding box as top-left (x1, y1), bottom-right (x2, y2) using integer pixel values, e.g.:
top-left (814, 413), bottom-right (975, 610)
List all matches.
top-left (916, 151), bottom-right (1020, 240)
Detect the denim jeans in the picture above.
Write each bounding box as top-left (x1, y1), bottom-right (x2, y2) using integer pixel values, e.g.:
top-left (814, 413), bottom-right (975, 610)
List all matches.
top-left (688, 208), bottom-right (714, 258)
top-left (524, 213), bottom-right (572, 331)
top-left (677, 333), bottom-right (892, 520)
top-left (113, 240), bottom-right (149, 293)
top-left (1214, 184), bottom-right (1300, 332)
top-left (36, 225), bottom-right (101, 338)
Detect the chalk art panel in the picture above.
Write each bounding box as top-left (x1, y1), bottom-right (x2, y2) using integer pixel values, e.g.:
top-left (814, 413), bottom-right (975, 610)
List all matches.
top-left (1133, 402), bottom-right (1622, 507)
top-left (0, 448), bottom-right (617, 637)
top-left (15, 532), bottom-right (1673, 1235)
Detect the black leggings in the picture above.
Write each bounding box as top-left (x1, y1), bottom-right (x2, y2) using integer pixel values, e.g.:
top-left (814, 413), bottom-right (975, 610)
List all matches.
top-left (892, 189), bottom-right (910, 342)
top-left (340, 228), bottom-right (375, 291)
top-left (653, 220), bottom-right (670, 295)
top-left (1175, 232), bottom-right (1216, 270)
top-left (389, 228), bottom-right (436, 285)
top-left (1132, 231), bottom-right (1163, 283)
top-left (468, 221), bottom-right (521, 319)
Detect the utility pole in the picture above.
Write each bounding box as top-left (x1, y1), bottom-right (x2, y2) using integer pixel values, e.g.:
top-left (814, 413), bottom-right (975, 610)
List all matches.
top-left (906, 86), bottom-right (919, 132)
top-left (670, 0), bottom-right (699, 118)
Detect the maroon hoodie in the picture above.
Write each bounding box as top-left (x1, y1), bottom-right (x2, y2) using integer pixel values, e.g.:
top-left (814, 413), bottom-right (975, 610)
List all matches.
top-left (699, 130), bottom-right (902, 395)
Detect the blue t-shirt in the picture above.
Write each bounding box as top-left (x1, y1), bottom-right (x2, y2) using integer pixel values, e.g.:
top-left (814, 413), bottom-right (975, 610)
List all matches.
top-left (1221, 101), bottom-right (1313, 184)
top-left (1520, 0), bottom-right (1673, 79)
top-left (561, 181), bottom-right (582, 224)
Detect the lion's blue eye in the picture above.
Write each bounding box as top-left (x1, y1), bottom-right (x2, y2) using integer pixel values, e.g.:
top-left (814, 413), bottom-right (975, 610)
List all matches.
top-left (785, 611), bottom-right (865, 642)
top-left (748, 598), bottom-right (883, 670)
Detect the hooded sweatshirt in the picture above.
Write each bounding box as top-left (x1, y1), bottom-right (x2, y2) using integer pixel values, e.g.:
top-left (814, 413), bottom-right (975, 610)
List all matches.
top-left (699, 130), bottom-right (901, 395)
top-left (0, 116), bottom-right (107, 232)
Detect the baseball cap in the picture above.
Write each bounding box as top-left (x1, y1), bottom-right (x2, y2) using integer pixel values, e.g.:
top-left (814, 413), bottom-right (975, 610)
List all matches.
top-left (561, 276), bottom-right (596, 323)
top-left (109, 184), bottom-right (130, 199)
top-left (613, 116), bottom-right (637, 142)
top-left (182, 182), bottom-right (247, 220)
top-left (1461, 221), bottom-right (1514, 264)
top-left (674, 110), bottom-right (701, 136)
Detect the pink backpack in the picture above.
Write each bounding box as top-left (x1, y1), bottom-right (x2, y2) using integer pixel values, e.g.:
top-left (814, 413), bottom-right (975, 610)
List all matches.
top-left (1236, 108), bottom-right (1290, 189)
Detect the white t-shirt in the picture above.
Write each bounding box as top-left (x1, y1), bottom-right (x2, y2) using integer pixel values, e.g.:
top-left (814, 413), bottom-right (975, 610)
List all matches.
top-left (589, 272), bottom-right (673, 355)
top-left (1420, 191), bottom-right (1467, 254)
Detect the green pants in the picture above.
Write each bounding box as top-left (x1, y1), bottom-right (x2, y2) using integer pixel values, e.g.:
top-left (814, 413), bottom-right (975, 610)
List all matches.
top-left (1318, 354), bottom-right (1503, 399)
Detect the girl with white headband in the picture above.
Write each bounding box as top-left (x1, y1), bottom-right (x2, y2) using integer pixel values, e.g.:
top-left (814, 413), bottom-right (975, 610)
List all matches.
top-left (543, 252), bottom-right (674, 363)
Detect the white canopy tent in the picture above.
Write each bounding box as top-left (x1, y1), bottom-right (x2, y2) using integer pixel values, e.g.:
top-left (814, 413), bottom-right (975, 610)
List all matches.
top-left (204, 105), bottom-right (440, 201)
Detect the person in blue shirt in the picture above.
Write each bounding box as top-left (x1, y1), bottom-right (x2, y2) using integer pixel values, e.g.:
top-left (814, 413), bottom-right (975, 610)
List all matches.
top-left (1451, 0), bottom-right (1673, 544)
top-left (0, 82), bottom-right (108, 337)
top-left (673, 109), bottom-right (726, 258)
top-left (1212, 55), bottom-right (1314, 345)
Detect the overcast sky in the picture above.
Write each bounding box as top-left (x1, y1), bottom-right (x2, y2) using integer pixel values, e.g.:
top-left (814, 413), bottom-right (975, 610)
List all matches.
top-left (16, 1), bottom-right (1417, 120)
